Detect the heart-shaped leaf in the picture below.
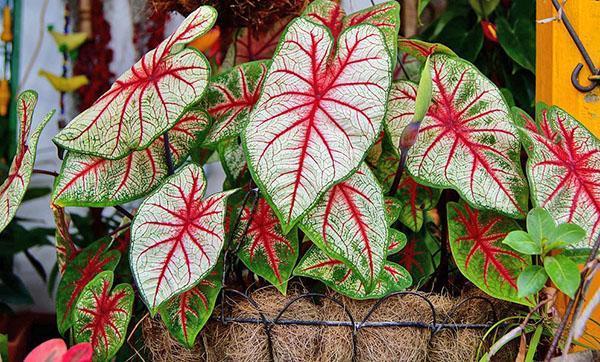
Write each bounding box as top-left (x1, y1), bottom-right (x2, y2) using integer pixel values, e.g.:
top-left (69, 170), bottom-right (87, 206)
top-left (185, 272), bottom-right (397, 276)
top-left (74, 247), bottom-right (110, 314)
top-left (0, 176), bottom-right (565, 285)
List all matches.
top-left (224, 18), bottom-right (291, 67)
top-left (0, 91), bottom-right (53, 233)
top-left (448, 201), bottom-right (531, 305)
top-left (516, 105), bottom-right (600, 247)
top-left (203, 61), bottom-right (269, 146)
top-left (372, 136), bottom-right (440, 231)
top-left (238, 198), bottom-right (299, 294)
top-left (158, 259), bottom-right (223, 348)
top-left (294, 246), bottom-right (411, 299)
top-left (54, 6), bottom-right (216, 159)
top-left (243, 18), bottom-right (392, 230)
top-left (304, 0), bottom-right (400, 58)
top-left (52, 110), bottom-right (210, 207)
top-left (73, 271), bottom-right (133, 362)
top-left (56, 239), bottom-right (120, 334)
top-left (386, 55), bottom-right (528, 217)
top-left (300, 165), bottom-right (388, 289)
top-left (395, 227), bottom-right (439, 286)
top-left (130, 163), bottom-right (234, 312)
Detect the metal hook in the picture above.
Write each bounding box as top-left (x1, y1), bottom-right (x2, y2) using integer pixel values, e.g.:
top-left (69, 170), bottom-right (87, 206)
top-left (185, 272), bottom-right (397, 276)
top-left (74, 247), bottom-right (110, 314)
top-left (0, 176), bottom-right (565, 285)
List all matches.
top-left (571, 63), bottom-right (599, 93)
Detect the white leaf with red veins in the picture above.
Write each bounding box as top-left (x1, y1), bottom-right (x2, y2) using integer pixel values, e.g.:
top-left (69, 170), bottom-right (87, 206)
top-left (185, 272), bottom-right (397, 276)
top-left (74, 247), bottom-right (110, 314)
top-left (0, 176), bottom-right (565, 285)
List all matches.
top-left (203, 61), bottom-right (269, 146)
top-left (53, 6), bottom-right (216, 159)
top-left (294, 246), bottom-right (411, 300)
top-left (0, 91), bottom-right (53, 233)
top-left (385, 55), bottom-right (528, 217)
top-left (243, 18), bottom-right (391, 231)
top-left (52, 110), bottom-right (210, 207)
top-left (300, 164), bottom-right (387, 288)
top-left (130, 163), bottom-right (234, 312)
top-left (517, 106), bottom-right (600, 247)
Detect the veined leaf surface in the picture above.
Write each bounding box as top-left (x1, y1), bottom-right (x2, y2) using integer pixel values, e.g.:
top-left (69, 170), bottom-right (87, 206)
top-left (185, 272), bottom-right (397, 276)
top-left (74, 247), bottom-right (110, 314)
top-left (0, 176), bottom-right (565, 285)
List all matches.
top-left (304, 0), bottom-right (400, 57)
top-left (217, 139), bottom-right (250, 187)
top-left (54, 6), bottom-right (216, 159)
top-left (51, 204), bottom-right (77, 273)
top-left (294, 246), bottom-right (411, 300)
top-left (56, 239), bottom-right (120, 334)
top-left (73, 271), bottom-right (133, 362)
top-left (516, 106), bottom-right (600, 247)
top-left (238, 198), bottom-right (299, 294)
top-left (204, 61), bottom-right (269, 146)
top-left (158, 259), bottom-right (223, 348)
top-left (394, 227), bottom-right (440, 286)
top-left (226, 18), bottom-right (290, 66)
top-left (448, 201), bottom-right (531, 305)
top-left (52, 110), bottom-right (210, 207)
top-left (243, 18), bottom-right (391, 231)
top-left (386, 55), bottom-right (528, 217)
top-left (130, 163), bottom-right (234, 312)
top-left (300, 165), bottom-right (388, 289)
top-left (0, 91), bottom-right (53, 233)
top-left (372, 136), bottom-right (440, 231)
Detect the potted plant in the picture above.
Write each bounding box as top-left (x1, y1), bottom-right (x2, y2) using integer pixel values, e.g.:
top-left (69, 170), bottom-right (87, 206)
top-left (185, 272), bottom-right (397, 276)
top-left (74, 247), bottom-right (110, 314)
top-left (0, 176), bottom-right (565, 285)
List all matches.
top-left (0, 0), bottom-right (597, 360)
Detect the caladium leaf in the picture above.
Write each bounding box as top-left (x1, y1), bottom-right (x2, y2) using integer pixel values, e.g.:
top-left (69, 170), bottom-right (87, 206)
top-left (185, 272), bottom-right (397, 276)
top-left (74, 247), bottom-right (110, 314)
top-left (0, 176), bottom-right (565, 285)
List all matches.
top-left (203, 61), bottom-right (269, 146)
top-left (386, 55), bottom-right (529, 217)
top-left (51, 204), bottom-right (77, 273)
top-left (516, 105), bottom-right (600, 247)
top-left (397, 39), bottom-right (455, 62)
top-left (394, 226), bottom-right (439, 287)
top-left (225, 18), bottom-right (290, 66)
top-left (238, 198), bottom-right (299, 294)
top-left (53, 6), bottom-right (216, 159)
top-left (304, 0), bottom-right (400, 58)
top-left (387, 228), bottom-right (407, 255)
top-left (243, 18), bottom-right (392, 231)
top-left (384, 197), bottom-right (402, 226)
top-left (52, 110), bottom-right (210, 207)
top-left (130, 163), bottom-right (234, 313)
top-left (373, 136), bottom-right (441, 231)
top-left (294, 246), bottom-right (411, 300)
top-left (447, 201), bottom-right (531, 305)
top-left (158, 259), bottom-right (223, 348)
top-left (56, 239), bottom-right (120, 334)
top-left (217, 139), bottom-right (250, 187)
top-left (0, 91), bottom-right (53, 233)
top-left (73, 271), bottom-right (134, 362)
top-left (300, 165), bottom-right (388, 289)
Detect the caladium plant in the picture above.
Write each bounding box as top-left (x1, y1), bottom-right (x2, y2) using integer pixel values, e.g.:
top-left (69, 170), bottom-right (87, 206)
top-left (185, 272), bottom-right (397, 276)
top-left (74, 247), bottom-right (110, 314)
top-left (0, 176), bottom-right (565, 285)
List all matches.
top-left (2, 0), bottom-right (596, 355)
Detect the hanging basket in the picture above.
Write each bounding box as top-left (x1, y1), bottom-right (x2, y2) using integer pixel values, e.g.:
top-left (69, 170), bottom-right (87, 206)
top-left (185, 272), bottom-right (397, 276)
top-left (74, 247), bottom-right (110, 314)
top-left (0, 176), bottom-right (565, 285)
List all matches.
top-left (141, 286), bottom-right (519, 362)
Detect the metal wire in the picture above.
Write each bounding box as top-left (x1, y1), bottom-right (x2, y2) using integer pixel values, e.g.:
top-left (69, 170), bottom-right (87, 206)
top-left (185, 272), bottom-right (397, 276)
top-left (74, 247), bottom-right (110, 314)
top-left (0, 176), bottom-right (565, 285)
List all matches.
top-left (550, 0), bottom-right (599, 92)
top-left (215, 288), bottom-right (502, 362)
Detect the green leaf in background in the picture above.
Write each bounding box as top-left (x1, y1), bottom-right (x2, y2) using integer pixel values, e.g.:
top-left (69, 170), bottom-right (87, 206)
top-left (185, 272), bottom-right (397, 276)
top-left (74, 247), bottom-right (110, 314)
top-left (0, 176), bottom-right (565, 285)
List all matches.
top-left (517, 265), bottom-right (547, 298)
top-left (496, 16), bottom-right (535, 73)
top-left (503, 230), bottom-right (541, 255)
top-left (0, 333), bottom-right (7, 362)
top-left (418, 0), bottom-right (431, 15)
top-left (468, 0), bottom-right (500, 18)
top-left (526, 208), bottom-right (555, 245)
top-left (544, 255), bottom-right (580, 298)
top-left (547, 223), bottom-right (586, 250)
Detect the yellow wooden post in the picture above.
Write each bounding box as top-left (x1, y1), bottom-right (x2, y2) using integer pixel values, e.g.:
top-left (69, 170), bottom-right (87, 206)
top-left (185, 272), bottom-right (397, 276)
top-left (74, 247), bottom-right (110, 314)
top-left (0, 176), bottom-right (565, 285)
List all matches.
top-left (536, 0), bottom-right (600, 136)
top-left (536, 0), bottom-right (600, 351)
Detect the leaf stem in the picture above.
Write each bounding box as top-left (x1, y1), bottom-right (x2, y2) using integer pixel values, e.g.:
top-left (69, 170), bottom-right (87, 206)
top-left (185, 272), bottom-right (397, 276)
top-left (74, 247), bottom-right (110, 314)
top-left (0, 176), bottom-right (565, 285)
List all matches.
top-left (388, 149), bottom-right (408, 197)
top-left (32, 168), bottom-right (59, 177)
top-left (113, 205), bottom-right (134, 220)
top-left (543, 233), bottom-right (600, 361)
top-left (163, 133), bottom-right (175, 176)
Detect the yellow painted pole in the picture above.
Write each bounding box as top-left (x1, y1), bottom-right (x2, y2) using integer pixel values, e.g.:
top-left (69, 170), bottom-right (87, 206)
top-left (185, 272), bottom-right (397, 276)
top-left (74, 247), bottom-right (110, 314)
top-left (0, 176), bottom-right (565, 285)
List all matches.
top-left (536, 0), bottom-right (600, 135)
top-left (537, 0), bottom-right (600, 351)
